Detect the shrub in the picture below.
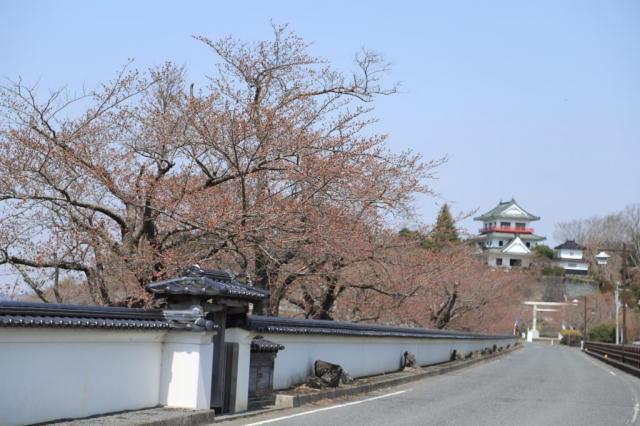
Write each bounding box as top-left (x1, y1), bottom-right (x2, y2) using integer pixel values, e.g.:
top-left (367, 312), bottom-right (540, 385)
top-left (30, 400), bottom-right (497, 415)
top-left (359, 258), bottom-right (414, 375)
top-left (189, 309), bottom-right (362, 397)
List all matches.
top-left (542, 266), bottom-right (565, 276)
top-left (588, 323), bottom-right (616, 343)
top-left (560, 329), bottom-right (582, 346)
top-left (540, 325), bottom-right (559, 338)
top-left (535, 244), bottom-right (555, 259)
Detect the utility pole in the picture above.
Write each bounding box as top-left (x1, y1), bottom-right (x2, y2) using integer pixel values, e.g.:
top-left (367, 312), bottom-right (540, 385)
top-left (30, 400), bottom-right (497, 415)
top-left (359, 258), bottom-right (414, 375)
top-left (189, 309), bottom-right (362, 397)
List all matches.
top-left (622, 305), bottom-right (626, 344)
top-left (598, 244), bottom-right (631, 345)
top-left (622, 243), bottom-right (628, 345)
top-left (583, 297), bottom-right (587, 342)
top-left (615, 283), bottom-right (621, 344)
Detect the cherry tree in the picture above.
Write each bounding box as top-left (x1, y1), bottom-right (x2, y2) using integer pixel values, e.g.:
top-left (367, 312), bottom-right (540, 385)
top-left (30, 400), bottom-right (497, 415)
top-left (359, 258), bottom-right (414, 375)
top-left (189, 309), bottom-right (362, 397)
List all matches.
top-left (0, 25), bottom-right (440, 309)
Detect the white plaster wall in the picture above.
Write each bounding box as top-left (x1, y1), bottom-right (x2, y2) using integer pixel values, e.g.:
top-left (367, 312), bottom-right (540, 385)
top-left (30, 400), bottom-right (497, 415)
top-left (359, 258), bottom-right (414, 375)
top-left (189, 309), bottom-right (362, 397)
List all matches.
top-left (159, 331), bottom-right (214, 410)
top-left (256, 333), bottom-right (516, 390)
top-left (555, 260), bottom-right (589, 271)
top-left (0, 328), bottom-right (215, 426)
top-left (225, 328), bottom-right (253, 412)
top-left (558, 249), bottom-right (583, 260)
top-left (521, 257), bottom-right (532, 268)
top-left (503, 239), bottom-right (530, 255)
top-left (0, 329), bottom-right (165, 426)
top-left (486, 254), bottom-right (531, 268)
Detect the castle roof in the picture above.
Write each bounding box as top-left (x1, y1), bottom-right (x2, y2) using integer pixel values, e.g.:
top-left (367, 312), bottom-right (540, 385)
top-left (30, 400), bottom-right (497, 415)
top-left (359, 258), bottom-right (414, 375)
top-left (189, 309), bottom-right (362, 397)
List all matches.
top-left (474, 199), bottom-right (540, 221)
top-left (554, 240), bottom-right (584, 250)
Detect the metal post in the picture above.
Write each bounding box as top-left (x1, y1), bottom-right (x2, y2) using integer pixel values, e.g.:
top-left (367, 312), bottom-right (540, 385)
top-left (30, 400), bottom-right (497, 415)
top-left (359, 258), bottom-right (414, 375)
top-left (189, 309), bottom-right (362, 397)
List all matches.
top-left (622, 243), bottom-right (628, 345)
top-left (623, 302), bottom-right (627, 345)
top-left (615, 283), bottom-right (620, 345)
top-left (583, 297), bottom-right (587, 342)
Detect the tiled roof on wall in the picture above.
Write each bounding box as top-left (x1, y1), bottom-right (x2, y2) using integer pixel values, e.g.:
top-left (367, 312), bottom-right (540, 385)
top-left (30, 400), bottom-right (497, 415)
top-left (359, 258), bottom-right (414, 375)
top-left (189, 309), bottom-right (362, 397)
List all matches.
top-left (0, 301), bottom-right (217, 331)
top-left (145, 266), bottom-right (269, 302)
top-left (241, 315), bottom-right (515, 340)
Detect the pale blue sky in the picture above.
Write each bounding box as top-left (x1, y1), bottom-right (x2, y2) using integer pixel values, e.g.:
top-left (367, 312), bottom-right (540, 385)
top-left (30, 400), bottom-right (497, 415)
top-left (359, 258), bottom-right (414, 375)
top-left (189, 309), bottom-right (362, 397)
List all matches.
top-left (1, 0), bottom-right (639, 244)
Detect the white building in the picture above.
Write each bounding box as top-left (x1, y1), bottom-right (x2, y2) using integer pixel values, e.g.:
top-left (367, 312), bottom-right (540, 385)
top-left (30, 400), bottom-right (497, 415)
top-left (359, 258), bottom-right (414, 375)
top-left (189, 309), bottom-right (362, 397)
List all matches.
top-left (553, 240), bottom-right (589, 275)
top-left (470, 199), bottom-right (545, 268)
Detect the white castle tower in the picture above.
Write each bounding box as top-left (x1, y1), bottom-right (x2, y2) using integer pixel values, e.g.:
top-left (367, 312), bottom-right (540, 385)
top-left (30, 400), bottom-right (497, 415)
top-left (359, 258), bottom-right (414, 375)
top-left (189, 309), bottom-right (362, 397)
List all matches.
top-left (471, 199), bottom-right (545, 268)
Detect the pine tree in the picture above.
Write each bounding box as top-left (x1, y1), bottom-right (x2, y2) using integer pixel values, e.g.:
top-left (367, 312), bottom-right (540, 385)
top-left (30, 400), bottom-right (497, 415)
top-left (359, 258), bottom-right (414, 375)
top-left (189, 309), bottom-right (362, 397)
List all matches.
top-left (425, 204), bottom-right (459, 250)
top-left (435, 204), bottom-right (459, 241)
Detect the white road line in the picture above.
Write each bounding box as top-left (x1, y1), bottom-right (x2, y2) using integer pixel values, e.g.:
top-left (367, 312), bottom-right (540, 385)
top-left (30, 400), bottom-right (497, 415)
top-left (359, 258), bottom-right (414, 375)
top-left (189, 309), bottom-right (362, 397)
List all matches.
top-left (243, 389), bottom-right (409, 426)
top-left (610, 371), bottom-right (617, 376)
top-left (633, 403), bottom-right (640, 424)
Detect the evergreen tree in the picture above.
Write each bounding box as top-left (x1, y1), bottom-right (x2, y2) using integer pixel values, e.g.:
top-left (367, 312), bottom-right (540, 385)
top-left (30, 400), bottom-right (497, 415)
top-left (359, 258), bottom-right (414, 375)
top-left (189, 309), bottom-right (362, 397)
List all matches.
top-left (534, 244), bottom-right (555, 259)
top-left (434, 204), bottom-right (459, 242)
top-left (425, 204), bottom-right (459, 250)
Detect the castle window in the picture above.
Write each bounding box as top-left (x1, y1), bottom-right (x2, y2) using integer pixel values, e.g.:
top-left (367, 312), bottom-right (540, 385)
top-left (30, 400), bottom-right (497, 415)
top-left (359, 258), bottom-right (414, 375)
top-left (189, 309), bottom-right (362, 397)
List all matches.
top-left (499, 240), bottom-right (504, 247)
top-left (496, 258), bottom-right (503, 266)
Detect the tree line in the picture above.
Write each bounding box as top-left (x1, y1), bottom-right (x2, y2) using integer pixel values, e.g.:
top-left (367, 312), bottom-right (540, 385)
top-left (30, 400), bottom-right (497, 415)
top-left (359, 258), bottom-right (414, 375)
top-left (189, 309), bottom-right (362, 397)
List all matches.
top-left (0, 26), bottom-right (521, 330)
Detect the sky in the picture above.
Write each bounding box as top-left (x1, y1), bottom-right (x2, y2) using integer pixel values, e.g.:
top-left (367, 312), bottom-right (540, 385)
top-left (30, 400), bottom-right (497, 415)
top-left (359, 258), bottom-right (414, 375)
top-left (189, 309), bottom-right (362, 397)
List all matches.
top-left (1, 0), bottom-right (639, 246)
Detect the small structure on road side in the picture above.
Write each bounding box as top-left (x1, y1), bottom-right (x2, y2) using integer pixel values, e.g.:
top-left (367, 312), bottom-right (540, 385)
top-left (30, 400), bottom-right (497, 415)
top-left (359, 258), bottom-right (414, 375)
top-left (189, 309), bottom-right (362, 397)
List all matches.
top-left (248, 336), bottom-right (285, 409)
top-left (553, 240), bottom-right (589, 275)
top-left (470, 199), bottom-right (546, 268)
top-left (523, 301), bottom-right (575, 342)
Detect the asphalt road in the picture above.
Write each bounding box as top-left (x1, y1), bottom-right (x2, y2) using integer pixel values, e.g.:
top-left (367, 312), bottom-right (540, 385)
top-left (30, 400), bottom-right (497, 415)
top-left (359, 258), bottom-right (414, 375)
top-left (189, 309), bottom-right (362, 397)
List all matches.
top-left (221, 343), bottom-right (640, 426)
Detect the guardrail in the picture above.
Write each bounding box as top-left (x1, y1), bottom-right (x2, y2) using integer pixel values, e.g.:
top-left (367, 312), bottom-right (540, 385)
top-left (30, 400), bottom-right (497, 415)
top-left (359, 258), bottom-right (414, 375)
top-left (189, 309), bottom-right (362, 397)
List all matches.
top-left (584, 341), bottom-right (640, 375)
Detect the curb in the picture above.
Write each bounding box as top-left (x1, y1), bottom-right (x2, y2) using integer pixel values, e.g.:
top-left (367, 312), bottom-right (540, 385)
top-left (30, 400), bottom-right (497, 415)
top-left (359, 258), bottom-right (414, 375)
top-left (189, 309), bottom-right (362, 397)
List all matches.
top-left (49, 407), bottom-right (216, 426)
top-left (133, 410), bottom-right (216, 426)
top-left (275, 343), bottom-right (523, 409)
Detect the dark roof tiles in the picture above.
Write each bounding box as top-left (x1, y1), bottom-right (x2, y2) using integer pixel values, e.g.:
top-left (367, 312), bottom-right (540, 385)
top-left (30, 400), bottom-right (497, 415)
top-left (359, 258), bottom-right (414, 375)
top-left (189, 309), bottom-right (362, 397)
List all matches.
top-left (0, 301), bottom-right (216, 332)
top-left (0, 314), bottom-right (171, 330)
top-left (251, 336), bottom-right (285, 352)
top-left (554, 240), bottom-right (584, 250)
top-left (145, 267), bottom-right (269, 301)
top-left (474, 199), bottom-right (540, 221)
top-left (242, 315), bottom-right (515, 340)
